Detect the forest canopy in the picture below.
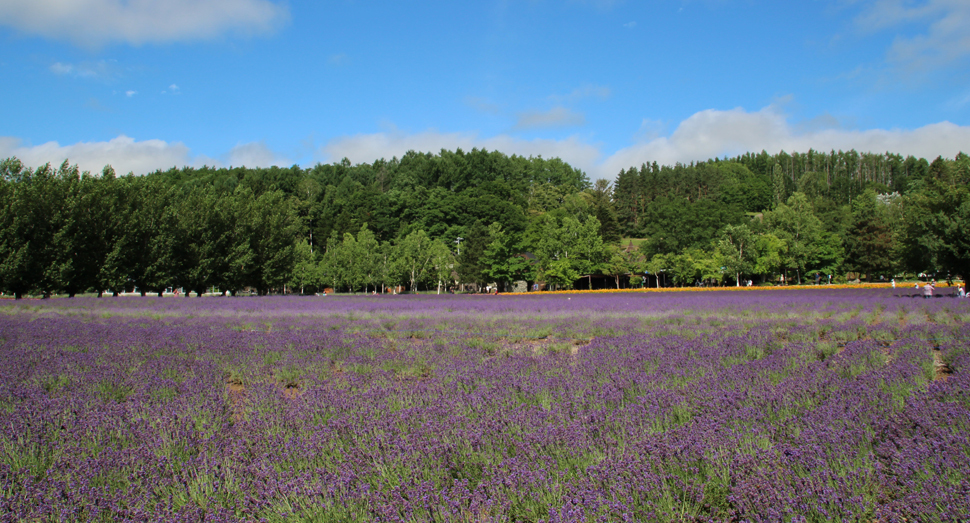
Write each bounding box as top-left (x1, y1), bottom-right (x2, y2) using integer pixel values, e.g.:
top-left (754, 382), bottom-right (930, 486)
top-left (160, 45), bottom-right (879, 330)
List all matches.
top-left (0, 147), bottom-right (967, 298)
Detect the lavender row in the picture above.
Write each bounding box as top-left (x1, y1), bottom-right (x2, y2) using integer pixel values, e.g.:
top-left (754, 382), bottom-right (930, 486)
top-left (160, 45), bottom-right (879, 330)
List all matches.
top-left (1, 290), bottom-right (968, 521)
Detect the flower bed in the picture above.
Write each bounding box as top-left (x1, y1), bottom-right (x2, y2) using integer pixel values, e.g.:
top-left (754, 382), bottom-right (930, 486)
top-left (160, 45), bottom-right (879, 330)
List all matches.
top-left (1, 290), bottom-right (968, 521)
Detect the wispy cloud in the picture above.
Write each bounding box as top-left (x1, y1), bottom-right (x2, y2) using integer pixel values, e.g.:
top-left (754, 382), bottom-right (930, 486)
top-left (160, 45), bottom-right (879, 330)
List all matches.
top-left (855, 0), bottom-right (970, 71)
top-left (514, 106), bottom-right (586, 129)
top-left (947, 90), bottom-right (970, 109)
top-left (633, 118), bottom-right (666, 142)
top-left (548, 84), bottom-right (611, 104)
top-left (569, 0), bottom-right (624, 9)
top-left (465, 96), bottom-right (503, 115)
top-left (623, 21), bottom-right (637, 28)
top-left (48, 59), bottom-right (121, 81)
top-left (49, 62), bottom-right (74, 75)
top-left (84, 98), bottom-right (112, 113)
top-left (0, 0), bottom-right (290, 47)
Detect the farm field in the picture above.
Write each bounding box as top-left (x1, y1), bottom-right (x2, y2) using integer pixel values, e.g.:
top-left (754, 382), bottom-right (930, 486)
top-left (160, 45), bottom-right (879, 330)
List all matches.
top-left (1, 290), bottom-right (969, 522)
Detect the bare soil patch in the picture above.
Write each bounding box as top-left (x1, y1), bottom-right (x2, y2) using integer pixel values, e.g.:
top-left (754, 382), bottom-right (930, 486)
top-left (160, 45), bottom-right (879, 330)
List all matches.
top-left (933, 349), bottom-right (953, 381)
top-left (226, 381), bottom-right (246, 422)
top-left (505, 336), bottom-right (592, 356)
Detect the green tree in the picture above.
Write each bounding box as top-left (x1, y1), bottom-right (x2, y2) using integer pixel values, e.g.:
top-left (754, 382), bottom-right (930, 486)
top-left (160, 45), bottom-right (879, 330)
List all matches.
top-left (456, 221), bottom-right (489, 289)
top-left (353, 226), bottom-right (381, 293)
top-left (480, 223), bottom-right (527, 292)
top-left (319, 231), bottom-right (345, 292)
top-left (587, 179), bottom-right (622, 244)
top-left (429, 239), bottom-right (455, 294)
top-left (752, 233), bottom-right (785, 283)
top-left (845, 189), bottom-right (893, 281)
top-left (764, 192), bottom-right (824, 284)
top-left (666, 252), bottom-right (697, 286)
top-left (395, 229), bottom-right (434, 292)
top-left (645, 253), bottom-right (669, 288)
top-left (717, 223), bottom-right (756, 286)
top-left (339, 232), bottom-right (362, 293)
top-left (250, 190), bottom-right (300, 294)
top-left (289, 239), bottom-right (317, 295)
top-left (89, 167), bottom-right (127, 296)
top-left (604, 244), bottom-right (644, 289)
top-left (48, 161), bottom-right (85, 297)
top-left (528, 213), bottom-right (606, 289)
top-left (220, 187), bottom-right (257, 296)
top-left (373, 241), bottom-right (399, 293)
top-left (0, 161), bottom-right (61, 298)
top-left (901, 176), bottom-right (970, 281)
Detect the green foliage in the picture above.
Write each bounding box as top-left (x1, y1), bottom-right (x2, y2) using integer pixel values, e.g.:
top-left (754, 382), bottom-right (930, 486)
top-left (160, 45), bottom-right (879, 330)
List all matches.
top-left (717, 224), bottom-right (756, 286)
top-left (396, 229), bottom-right (435, 292)
top-left (763, 192), bottom-right (829, 283)
top-left (845, 189), bottom-right (894, 281)
top-left (1, 147), bottom-right (967, 294)
top-left (901, 171), bottom-right (970, 280)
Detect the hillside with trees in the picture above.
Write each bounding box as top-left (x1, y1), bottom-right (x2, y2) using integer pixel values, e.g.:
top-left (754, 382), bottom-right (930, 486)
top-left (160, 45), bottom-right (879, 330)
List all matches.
top-left (0, 147), bottom-right (967, 298)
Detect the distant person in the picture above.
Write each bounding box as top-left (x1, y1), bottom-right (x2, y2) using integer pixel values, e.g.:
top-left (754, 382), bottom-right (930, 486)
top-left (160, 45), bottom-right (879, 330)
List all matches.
top-left (923, 282), bottom-right (934, 299)
top-left (891, 278), bottom-right (896, 289)
top-left (958, 286), bottom-right (965, 298)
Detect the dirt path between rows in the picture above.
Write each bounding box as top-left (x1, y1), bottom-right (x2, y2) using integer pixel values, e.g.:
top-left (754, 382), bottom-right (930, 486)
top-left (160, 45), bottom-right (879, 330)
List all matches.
top-left (933, 348), bottom-right (952, 381)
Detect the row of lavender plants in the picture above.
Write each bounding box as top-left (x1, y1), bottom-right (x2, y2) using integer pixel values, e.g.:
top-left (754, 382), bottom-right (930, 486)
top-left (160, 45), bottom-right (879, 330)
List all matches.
top-left (1, 290), bottom-right (968, 522)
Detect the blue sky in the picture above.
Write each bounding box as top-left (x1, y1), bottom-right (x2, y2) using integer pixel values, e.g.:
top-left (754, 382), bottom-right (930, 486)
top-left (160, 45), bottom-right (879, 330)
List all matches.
top-left (1, 0), bottom-right (969, 180)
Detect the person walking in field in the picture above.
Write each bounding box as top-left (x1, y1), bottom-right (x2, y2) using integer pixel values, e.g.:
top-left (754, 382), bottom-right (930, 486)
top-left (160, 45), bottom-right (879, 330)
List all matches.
top-left (923, 281), bottom-right (934, 299)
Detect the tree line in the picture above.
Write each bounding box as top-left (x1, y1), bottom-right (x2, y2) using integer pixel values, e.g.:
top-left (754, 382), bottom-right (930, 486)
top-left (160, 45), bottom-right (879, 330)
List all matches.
top-left (614, 150), bottom-right (969, 286)
top-left (0, 147), bottom-right (967, 298)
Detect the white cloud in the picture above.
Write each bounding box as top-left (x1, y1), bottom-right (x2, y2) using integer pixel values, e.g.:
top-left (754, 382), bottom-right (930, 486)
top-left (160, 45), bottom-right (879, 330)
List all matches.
top-left (320, 130), bottom-right (603, 175)
top-left (125, 90), bottom-right (137, 97)
top-left (227, 141), bottom-right (291, 168)
top-left (0, 0), bottom-right (290, 47)
top-left (0, 135), bottom-right (288, 175)
top-left (514, 107), bottom-right (586, 129)
top-left (4, 107), bottom-right (969, 181)
top-left (0, 135), bottom-right (193, 175)
top-left (323, 107), bottom-right (969, 181)
top-left (623, 21), bottom-right (636, 28)
top-left (855, 0), bottom-right (970, 71)
top-left (633, 118), bottom-right (666, 142)
top-left (600, 104), bottom-right (970, 177)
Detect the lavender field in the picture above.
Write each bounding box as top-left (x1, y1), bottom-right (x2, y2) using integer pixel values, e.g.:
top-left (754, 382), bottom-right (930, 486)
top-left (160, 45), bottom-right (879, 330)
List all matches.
top-left (2, 290), bottom-right (969, 522)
